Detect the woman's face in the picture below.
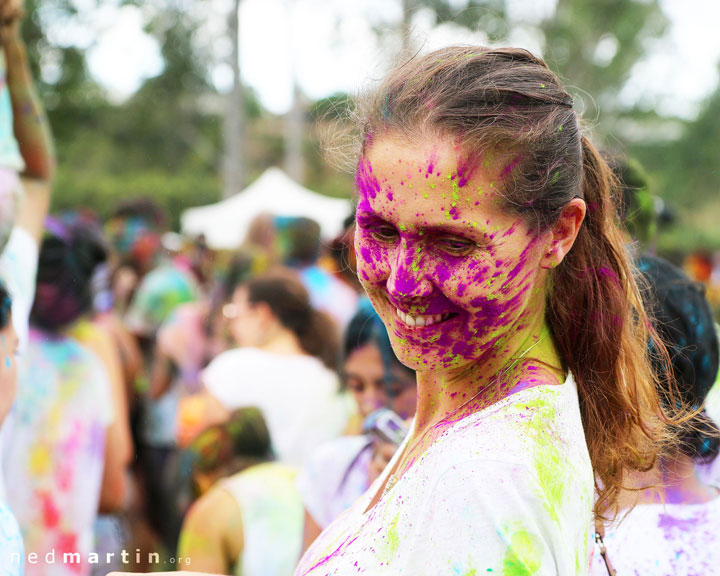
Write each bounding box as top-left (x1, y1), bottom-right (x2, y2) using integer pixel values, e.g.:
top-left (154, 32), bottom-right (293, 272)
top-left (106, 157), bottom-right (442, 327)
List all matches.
top-left (354, 135), bottom-right (550, 373)
top-left (344, 342), bottom-right (416, 419)
top-left (0, 318), bottom-right (18, 424)
top-left (227, 287), bottom-right (266, 348)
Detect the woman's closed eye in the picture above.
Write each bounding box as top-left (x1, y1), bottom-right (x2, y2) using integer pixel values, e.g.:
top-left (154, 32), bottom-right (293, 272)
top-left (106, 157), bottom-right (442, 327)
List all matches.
top-left (436, 236), bottom-right (476, 256)
top-left (368, 225), bottom-right (400, 243)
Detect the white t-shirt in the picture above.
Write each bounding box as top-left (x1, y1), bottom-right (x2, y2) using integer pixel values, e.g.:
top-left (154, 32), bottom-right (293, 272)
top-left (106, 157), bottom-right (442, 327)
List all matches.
top-left (0, 226), bottom-right (38, 352)
top-left (590, 494), bottom-right (720, 576)
top-left (203, 348), bottom-right (349, 467)
top-left (295, 375), bottom-right (594, 576)
top-left (297, 435), bottom-right (373, 529)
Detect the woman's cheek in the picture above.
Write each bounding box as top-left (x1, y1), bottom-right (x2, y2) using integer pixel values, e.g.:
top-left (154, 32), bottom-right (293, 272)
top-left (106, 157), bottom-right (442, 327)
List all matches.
top-left (354, 233), bottom-right (390, 286)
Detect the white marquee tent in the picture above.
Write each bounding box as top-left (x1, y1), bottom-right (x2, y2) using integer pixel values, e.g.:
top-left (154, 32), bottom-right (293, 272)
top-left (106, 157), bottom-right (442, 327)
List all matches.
top-left (180, 167), bottom-right (352, 249)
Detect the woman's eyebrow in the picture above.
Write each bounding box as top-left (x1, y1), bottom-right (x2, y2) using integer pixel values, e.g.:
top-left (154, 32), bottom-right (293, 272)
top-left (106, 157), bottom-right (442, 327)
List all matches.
top-left (419, 222), bottom-right (485, 238)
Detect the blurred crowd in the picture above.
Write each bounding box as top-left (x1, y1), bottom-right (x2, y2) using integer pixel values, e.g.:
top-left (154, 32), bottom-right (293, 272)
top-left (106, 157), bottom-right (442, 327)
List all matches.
top-left (1, 4), bottom-right (720, 576)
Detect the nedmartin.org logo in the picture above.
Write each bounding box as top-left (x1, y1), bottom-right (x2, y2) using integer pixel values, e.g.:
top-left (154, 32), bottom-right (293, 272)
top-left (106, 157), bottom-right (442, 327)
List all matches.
top-left (8, 549), bottom-right (193, 568)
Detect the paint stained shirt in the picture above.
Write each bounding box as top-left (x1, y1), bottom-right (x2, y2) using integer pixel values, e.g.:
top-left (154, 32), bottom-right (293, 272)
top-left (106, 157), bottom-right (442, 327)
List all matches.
top-left (589, 495), bottom-right (720, 576)
top-left (295, 374), bottom-right (594, 576)
top-left (3, 328), bottom-right (113, 576)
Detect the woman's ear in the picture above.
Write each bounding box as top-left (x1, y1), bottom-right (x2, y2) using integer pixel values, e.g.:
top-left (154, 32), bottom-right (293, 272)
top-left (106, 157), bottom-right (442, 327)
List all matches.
top-left (540, 198), bottom-right (586, 269)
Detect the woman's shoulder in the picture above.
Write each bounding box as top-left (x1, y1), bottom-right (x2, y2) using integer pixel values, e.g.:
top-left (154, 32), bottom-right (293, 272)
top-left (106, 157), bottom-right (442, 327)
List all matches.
top-left (413, 375), bottom-right (592, 509)
top-left (444, 374), bottom-right (586, 455)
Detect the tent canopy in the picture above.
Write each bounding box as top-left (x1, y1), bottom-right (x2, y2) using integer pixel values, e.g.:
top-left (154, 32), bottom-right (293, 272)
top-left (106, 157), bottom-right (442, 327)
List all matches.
top-left (181, 168), bottom-right (352, 249)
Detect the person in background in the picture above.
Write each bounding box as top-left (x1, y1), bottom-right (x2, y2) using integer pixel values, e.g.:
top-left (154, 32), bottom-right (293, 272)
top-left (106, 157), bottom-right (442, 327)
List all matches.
top-left (145, 251), bottom-right (265, 551)
top-left (105, 199), bottom-right (168, 313)
top-left (297, 302), bottom-right (416, 551)
top-left (171, 249), bottom-right (267, 448)
top-left (187, 269), bottom-right (349, 467)
top-left (44, 213), bottom-right (134, 576)
top-left (177, 408), bottom-right (304, 576)
top-left (590, 255), bottom-right (720, 575)
top-left (3, 219), bottom-right (124, 576)
top-left (0, 281), bottom-right (24, 574)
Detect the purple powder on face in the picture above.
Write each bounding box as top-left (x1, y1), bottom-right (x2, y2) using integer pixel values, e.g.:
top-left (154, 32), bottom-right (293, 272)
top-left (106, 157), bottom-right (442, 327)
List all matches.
top-left (455, 155), bottom-right (481, 189)
top-left (355, 158), bottom-right (381, 202)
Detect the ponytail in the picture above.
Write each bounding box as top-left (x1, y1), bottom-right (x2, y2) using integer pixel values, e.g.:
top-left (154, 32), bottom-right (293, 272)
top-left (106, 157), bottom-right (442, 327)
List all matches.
top-left (297, 309), bottom-right (340, 371)
top-left (547, 136), bottom-right (674, 518)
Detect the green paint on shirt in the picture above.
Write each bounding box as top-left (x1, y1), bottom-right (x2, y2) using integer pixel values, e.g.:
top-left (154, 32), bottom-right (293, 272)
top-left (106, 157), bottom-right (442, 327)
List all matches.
top-left (502, 530), bottom-right (542, 576)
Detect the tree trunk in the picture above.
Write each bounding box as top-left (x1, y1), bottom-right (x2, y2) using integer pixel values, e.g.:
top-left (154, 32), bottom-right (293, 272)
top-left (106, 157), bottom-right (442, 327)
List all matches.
top-left (223, 0), bottom-right (245, 198)
top-left (284, 81), bottom-right (305, 183)
top-left (401, 0), bottom-right (413, 54)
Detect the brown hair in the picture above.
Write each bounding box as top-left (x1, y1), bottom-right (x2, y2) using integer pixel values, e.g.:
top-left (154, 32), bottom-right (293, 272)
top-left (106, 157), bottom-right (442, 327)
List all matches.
top-left (246, 269), bottom-right (340, 371)
top-left (356, 46), bottom-right (679, 520)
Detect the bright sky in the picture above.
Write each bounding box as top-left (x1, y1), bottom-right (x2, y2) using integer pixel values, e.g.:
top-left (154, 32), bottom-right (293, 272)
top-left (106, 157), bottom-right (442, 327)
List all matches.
top-left (82, 0), bottom-right (720, 119)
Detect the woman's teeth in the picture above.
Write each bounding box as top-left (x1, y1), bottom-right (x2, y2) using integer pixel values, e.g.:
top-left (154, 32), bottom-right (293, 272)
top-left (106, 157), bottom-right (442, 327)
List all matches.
top-left (395, 308), bottom-right (451, 328)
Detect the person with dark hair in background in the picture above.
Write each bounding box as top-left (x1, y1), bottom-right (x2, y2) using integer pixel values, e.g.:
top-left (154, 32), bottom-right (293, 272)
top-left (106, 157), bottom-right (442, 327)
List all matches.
top-left (2, 218), bottom-right (125, 576)
top-left (0, 280), bottom-right (24, 574)
top-left (590, 256), bottom-right (720, 575)
top-left (187, 269), bottom-right (349, 468)
top-left (297, 301), bottom-right (416, 551)
top-left (173, 249), bottom-right (267, 448)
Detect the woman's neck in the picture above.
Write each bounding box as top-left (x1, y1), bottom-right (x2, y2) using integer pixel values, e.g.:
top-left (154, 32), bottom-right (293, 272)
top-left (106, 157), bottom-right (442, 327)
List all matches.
top-left (413, 312), bottom-right (562, 434)
top-left (258, 326), bottom-right (305, 357)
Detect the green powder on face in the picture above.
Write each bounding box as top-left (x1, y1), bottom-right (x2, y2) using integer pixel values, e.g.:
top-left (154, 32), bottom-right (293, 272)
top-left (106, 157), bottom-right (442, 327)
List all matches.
top-left (502, 530), bottom-right (542, 575)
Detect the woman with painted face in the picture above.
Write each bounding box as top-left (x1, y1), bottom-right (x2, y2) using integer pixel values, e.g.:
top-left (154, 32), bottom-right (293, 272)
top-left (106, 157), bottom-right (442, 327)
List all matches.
top-left (294, 47), bottom-right (679, 576)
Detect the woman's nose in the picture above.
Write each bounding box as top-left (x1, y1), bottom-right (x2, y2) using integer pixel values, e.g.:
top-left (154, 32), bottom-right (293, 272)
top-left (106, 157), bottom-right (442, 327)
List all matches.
top-left (386, 242), bottom-right (433, 301)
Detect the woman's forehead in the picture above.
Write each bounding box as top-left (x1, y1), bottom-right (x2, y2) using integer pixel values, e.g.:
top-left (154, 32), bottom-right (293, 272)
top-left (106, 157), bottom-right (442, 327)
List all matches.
top-left (359, 136), bottom-right (516, 231)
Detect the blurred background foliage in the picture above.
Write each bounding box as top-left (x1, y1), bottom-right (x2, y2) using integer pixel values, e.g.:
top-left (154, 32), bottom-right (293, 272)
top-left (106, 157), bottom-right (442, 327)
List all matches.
top-left (21, 0), bottom-right (720, 248)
